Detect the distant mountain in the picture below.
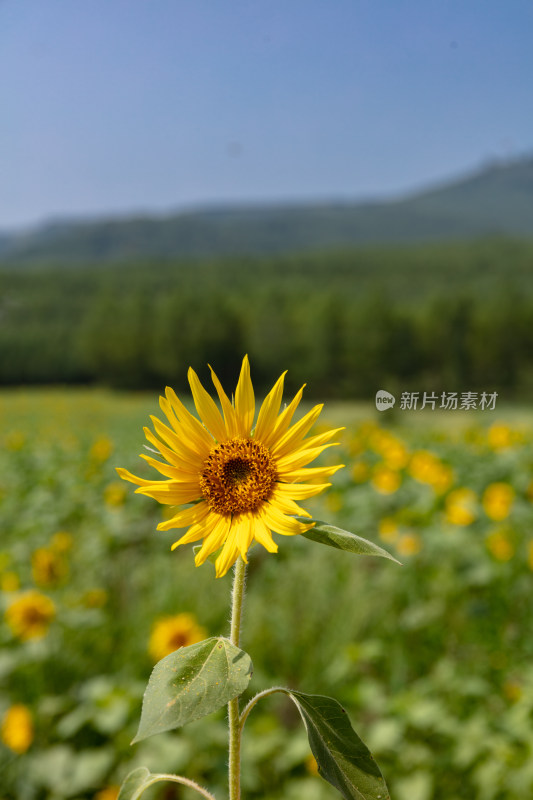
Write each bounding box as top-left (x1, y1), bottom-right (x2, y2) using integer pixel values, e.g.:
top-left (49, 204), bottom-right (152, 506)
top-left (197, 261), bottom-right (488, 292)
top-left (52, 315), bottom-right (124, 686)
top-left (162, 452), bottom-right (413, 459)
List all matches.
top-left (1, 155), bottom-right (532, 265)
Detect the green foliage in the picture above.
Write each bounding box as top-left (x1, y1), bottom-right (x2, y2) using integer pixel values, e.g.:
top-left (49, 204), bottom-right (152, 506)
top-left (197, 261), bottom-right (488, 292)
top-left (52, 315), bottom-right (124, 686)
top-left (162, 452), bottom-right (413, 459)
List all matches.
top-left (2, 390), bottom-right (533, 798)
top-left (299, 519), bottom-right (400, 563)
top-left (117, 767), bottom-right (151, 800)
top-left (133, 638), bottom-right (253, 742)
top-left (3, 238), bottom-right (533, 397)
top-left (282, 691), bottom-right (390, 800)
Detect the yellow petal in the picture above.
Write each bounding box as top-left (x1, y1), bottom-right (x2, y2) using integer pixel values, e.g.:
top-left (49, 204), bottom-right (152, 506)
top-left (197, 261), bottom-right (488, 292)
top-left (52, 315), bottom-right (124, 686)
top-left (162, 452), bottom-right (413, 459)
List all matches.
top-left (136, 481), bottom-right (201, 505)
top-left (143, 426), bottom-right (193, 469)
top-left (171, 511), bottom-right (220, 549)
top-left (140, 454), bottom-right (200, 480)
top-left (278, 464), bottom-right (344, 483)
top-left (252, 515), bottom-right (279, 553)
top-left (270, 404), bottom-right (324, 457)
top-left (194, 516), bottom-right (231, 565)
top-left (235, 355), bottom-right (255, 436)
top-left (116, 467), bottom-right (154, 487)
top-left (276, 443), bottom-right (339, 472)
top-left (209, 365), bottom-right (238, 438)
top-left (254, 371), bottom-right (286, 442)
top-left (275, 482), bottom-right (331, 500)
top-left (233, 514), bottom-right (255, 561)
top-left (261, 503), bottom-right (313, 536)
top-left (269, 491), bottom-right (309, 517)
top-left (215, 526), bottom-right (240, 577)
top-left (188, 368), bottom-right (228, 442)
top-left (164, 387), bottom-right (214, 452)
top-left (261, 385), bottom-right (305, 447)
top-left (301, 427), bottom-right (345, 449)
top-left (155, 403), bottom-right (209, 466)
top-left (157, 501), bottom-right (211, 531)
top-left (158, 393), bottom-right (182, 434)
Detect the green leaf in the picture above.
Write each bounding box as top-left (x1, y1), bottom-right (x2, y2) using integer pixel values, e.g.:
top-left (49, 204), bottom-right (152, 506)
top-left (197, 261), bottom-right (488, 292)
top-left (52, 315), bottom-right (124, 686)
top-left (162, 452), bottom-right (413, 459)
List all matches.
top-left (286, 691), bottom-right (390, 800)
top-left (133, 637), bottom-right (252, 743)
top-left (297, 518), bottom-right (400, 564)
top-left (117, 767), bottom-right (152, 800)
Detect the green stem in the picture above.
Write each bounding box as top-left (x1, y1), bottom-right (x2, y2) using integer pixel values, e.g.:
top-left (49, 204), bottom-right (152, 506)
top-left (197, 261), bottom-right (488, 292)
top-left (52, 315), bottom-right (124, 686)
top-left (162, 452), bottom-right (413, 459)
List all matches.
top-left (132, 773), bottom-right (217, 800)
top-left (239, 687), bottom-right (286, 732)
top-left (228, 556), bottom-right (247, 800)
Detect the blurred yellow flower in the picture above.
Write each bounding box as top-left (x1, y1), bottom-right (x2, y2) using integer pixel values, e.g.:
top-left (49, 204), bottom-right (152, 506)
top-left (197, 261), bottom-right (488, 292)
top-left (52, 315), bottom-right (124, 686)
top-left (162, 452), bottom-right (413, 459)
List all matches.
top-left (89, 436), bottom-right (113, 463)
top-left (1, 572), bottom-right (20, 593)
top-left (5, 591), bottom-right (56, 641)
top-left (93, 787), bottom-right (120, 800)
top-left (149, 612), bottom-right (207, 662)
top-left (486, 529), bottom-right (514, 562)
top-left (378, 517), bottom-right (399, 543)
top-left (1, 705), bottom-right (34, 754)
top-left (103, 481), bottom-right (128, 508)
top-left (371, 465), bottom-right (401, 495)
top-left (368, 429), bottom-right (405, 461)
top-left (445, 488), bottom-right (477, 526)
top-left (397, 533), bottom-right (422, 556)
top-left (351, 462), bottom-right (369, 483)
top-left (487, 423), bottom-right (513, 450)
top-left (430, 463), bottom-right (454, 494)
top-left (50, 531), bottom-right (74, 553)
top-left (409, 450), bottom-right (437, 480)
top-left (409, 450), bottom-right (452, 492)
top-left (482, 483), bottom-right (515, 521)
top-left (382, 439), bottom-right (409, 470)
top-left (32, 548), bottom-right (68, 588)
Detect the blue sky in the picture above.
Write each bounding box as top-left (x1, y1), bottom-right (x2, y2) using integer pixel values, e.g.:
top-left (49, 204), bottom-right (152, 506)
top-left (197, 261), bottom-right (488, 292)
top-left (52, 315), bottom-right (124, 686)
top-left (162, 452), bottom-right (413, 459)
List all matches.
top-left (2, 0), bottom-right (532, 229)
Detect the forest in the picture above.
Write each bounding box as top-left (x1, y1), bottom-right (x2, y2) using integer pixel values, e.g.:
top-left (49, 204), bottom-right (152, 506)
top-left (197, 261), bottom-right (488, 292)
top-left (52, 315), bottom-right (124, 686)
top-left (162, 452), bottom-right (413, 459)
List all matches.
top-left (1, 236), bottom-right (533, 398)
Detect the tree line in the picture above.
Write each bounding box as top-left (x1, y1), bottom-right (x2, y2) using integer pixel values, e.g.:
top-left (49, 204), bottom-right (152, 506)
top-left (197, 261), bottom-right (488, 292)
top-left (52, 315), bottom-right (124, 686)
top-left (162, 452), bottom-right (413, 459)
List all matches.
top-left (1, 238), bottom-right (533, 398)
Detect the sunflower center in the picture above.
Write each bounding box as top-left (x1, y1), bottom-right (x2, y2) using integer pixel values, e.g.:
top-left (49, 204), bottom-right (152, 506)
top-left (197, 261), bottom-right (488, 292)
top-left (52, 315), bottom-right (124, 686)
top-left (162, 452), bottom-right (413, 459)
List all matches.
top-left (225, 456), bottom-right (257, 486)
top-left (24, 608), bottom-right (48, 625)
top-left (170, 632), bottom-right (190, 649)
top-left (200, 437), bottom-right (278, 515)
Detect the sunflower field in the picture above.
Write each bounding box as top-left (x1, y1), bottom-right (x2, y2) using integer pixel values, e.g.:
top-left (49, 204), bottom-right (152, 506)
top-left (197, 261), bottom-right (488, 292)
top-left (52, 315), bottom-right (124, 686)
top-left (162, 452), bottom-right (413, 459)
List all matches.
top-left (1, 387), bottom-right (533, 800)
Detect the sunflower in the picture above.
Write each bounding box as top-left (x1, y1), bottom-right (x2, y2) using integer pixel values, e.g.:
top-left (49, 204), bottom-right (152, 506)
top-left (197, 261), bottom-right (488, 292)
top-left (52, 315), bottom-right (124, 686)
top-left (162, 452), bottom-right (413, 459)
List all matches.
top-left (148, 612), bottom-right (207, 661)
top-left (5, 590), bottom-right (56, 641)
top-left (117, 356), bottom-right (343, 577)
top-left (1, 705), bottom-right (34, 754)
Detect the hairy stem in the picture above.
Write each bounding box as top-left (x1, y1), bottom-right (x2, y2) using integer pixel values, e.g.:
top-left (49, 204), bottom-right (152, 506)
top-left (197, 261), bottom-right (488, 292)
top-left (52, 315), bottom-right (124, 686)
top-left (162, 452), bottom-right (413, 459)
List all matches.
top-left (132, 773), bottom-right (217, 800)
top-left (228, 556), bottom-right (247, 800)
top-left (239, 687), bottom-right (286, 732)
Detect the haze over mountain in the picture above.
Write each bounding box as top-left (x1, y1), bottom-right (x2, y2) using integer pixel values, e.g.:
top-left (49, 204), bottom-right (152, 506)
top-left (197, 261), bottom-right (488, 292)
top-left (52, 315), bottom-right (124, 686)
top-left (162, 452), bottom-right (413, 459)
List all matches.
top-left (1, 155), bottom-right (532, 266)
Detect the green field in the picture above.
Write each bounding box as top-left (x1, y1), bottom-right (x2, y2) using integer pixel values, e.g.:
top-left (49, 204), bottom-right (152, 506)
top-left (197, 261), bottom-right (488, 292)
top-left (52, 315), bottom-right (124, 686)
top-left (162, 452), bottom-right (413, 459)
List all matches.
top-left (1, 388), bottom-right (533, 800)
